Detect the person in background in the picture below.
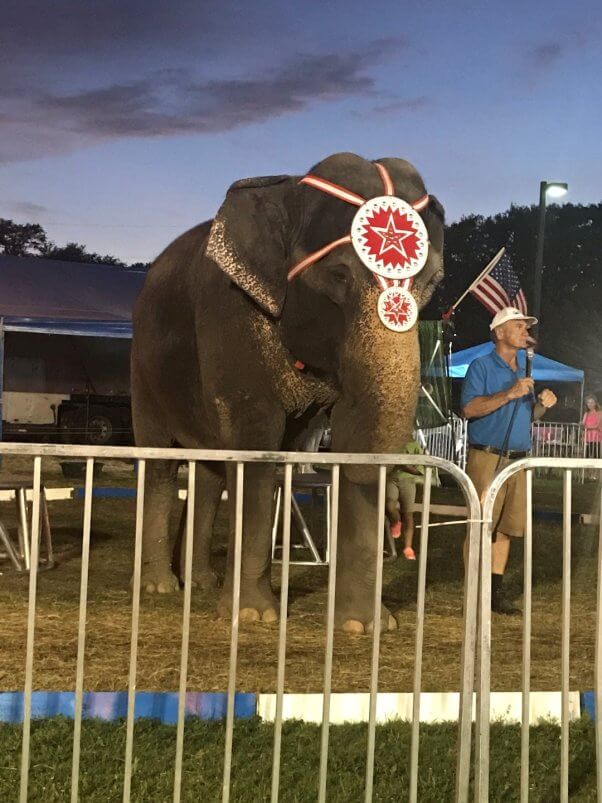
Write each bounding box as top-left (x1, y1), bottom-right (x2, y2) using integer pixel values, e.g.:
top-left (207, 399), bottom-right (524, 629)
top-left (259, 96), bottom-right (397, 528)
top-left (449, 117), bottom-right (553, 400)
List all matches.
top-left (583, 395), bottom-right (602, 459)
top-left (461, 307), bottom-right (557, 614)
top-left (582, 394), bottom-right (602, 479)
top-left (385, 440), bottom-right (424, 561)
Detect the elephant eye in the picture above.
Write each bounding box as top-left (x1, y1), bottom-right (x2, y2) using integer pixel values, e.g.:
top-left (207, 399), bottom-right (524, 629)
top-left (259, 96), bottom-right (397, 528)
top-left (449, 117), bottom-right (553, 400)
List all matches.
top-left (329, 265), bottom-right (349, 284)
top-left (323, 264), bottom-right (350, 306)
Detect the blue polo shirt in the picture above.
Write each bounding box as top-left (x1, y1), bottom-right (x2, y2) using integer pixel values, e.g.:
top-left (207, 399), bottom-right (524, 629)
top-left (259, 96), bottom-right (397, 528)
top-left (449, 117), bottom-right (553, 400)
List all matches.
top-left (461, 349), bottom-right (533, 451)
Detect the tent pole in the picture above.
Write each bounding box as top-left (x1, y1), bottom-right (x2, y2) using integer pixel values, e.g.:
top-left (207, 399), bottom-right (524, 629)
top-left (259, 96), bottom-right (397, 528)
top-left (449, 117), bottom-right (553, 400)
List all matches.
top-left (579, 379), bottom-right (584, 424)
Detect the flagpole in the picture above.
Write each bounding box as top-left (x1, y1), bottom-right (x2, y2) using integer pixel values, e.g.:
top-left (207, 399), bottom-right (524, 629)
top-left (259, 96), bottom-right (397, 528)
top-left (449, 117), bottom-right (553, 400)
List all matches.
top-left (447, 246), bottom-right (506, 314)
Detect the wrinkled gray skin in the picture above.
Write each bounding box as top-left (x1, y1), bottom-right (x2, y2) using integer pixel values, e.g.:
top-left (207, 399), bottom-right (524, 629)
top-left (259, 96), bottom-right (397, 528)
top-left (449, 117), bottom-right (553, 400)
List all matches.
top-left (131, 152), bottom-right (444, 633)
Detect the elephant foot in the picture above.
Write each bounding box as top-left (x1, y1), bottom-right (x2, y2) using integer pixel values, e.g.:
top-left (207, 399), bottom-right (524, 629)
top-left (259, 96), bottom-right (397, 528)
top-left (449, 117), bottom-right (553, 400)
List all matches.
top-left (191, 568), bottom-right (219, 591)
top-left (217, 589), bottom-right (280, 624)
top-left (239, 607), bottom-right (279, 623)
top-left (338, 605), bottom-right (398, 635)
top-left (139, 569), bottom-right (180, 594)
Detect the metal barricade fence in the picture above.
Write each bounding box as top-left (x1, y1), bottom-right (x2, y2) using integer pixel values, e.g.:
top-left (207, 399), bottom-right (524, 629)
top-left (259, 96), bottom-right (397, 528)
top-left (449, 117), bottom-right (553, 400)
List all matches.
top-left (530, 422), bottom-right (583, 460)
top-left (477, 456), bottom-right (602, 802)
top-left (0, 443), bottom-right (481, 802)
top-left (531, 422), bottom-right (602, 482)
top-left (420, 417), bottom-right (468, 471)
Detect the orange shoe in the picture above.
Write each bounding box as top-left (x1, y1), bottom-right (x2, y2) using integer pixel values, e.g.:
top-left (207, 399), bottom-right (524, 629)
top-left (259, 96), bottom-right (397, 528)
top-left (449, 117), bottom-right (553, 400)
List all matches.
top-left (390, 521), bottom-right (402, 539)
top-left (403, 546), bottom-right (416, 561)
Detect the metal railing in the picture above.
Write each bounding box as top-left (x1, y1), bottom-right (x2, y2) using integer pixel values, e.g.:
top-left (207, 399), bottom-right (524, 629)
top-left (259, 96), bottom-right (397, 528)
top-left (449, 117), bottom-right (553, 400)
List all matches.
top-left (0, 442), bottom-right (481, 803)
top-left (423, 419), bottom-right (600, 480)
top-left (419, 416), bottom-right (468, 470)
top-left (477, 456), bottom-right (602, 802)
top-left (530, 422), bottom-right (601, 482)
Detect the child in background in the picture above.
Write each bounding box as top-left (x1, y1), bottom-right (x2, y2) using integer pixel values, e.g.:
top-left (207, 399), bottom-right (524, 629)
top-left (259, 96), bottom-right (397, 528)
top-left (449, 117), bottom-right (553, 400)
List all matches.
top-left (385, 440), bottom-right (424, 561)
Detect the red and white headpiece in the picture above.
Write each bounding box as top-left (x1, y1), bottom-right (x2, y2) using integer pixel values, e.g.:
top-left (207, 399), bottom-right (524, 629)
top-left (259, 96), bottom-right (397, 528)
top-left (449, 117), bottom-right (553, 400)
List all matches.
top-left (288, 162), bottom-right (430, 332)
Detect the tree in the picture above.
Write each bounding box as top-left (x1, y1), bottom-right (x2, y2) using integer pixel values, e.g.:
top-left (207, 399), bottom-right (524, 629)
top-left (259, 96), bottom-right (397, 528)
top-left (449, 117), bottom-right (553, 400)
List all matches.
top-left (43, 241), bottom-right (126, 268)
top-left (0, 218), bottom-right (48, 256)
top-left (424, 202), bottom-right (602, 391)
top-left (126, 261), bottom-right (150, 271)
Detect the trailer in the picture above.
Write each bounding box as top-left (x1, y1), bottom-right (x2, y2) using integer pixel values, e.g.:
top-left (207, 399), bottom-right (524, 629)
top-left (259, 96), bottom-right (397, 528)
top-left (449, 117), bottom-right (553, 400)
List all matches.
top-left (0, 255), bottom-right (144, 447)
top-left (1, 323), bottom-right (133, 445)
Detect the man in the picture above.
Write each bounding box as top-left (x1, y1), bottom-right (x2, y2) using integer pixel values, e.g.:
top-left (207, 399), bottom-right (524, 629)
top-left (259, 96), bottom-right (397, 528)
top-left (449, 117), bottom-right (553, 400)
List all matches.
top-left (461, 307), bottom-right (557, 614)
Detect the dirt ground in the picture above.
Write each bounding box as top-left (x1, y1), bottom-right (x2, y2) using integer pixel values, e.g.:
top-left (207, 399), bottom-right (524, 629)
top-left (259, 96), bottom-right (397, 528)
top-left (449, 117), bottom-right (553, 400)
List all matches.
top-left (0, 454), bottom-right (600, 694)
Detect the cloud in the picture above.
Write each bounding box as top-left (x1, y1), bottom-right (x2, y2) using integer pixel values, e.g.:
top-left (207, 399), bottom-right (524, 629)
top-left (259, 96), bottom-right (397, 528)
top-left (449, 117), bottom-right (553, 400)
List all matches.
top-left (10, 201), bottom-right (49, 218)
top-left (529, 42), bottom-right (563, 69)
top-left (0, 43), bottom-right (401, 163)
top-left (354, 97), bottom-right (431, 118)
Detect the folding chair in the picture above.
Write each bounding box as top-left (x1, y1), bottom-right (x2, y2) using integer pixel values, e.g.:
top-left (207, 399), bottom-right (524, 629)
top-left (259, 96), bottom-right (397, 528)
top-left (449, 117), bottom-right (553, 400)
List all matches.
top-left (0, 481), bottom-right (54, 572)
top-left (271, 473), bottom-right (331, 566)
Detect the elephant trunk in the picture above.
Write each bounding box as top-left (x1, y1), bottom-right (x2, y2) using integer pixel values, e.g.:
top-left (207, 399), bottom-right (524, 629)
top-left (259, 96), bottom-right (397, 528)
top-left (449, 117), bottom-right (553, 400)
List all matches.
top-left (329, 290), bottom-right (420, 485)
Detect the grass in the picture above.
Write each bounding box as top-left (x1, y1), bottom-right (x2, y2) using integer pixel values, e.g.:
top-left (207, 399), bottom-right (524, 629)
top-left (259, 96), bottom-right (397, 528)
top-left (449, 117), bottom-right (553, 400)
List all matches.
top-left (0, 716), bottom-right (598, 802)
top-left (0, 456), bottom-right (600, 693)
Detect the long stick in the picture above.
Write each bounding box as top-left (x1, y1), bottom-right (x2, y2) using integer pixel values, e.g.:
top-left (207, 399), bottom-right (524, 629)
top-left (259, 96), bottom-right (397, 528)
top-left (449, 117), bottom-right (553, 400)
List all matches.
top-left (450, 247), bottom-right (506, 312)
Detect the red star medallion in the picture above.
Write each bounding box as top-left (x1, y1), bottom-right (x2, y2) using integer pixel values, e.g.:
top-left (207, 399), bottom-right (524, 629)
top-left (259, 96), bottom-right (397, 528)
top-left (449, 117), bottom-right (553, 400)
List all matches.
top-left (377, 285), bottom-right (418, 332)
top-left (351, 196), bottom-right (428, 279)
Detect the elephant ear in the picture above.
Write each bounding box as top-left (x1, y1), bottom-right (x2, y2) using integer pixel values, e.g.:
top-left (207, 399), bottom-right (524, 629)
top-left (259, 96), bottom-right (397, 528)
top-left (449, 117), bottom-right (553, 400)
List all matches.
top-left (407, 193), bottom-right (446, 309)
top-left (206, 175), bottom-right (293, 317)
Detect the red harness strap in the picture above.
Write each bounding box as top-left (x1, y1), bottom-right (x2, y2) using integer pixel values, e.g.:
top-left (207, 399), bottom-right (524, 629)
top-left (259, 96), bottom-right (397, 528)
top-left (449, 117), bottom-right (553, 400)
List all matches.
top-left (288, 163), bottom-right (429, 287)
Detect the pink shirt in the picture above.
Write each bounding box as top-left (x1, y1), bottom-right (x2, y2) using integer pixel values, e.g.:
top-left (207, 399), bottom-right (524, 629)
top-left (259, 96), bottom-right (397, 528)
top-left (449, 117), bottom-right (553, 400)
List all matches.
top-left (583, 410), bottom-right (602, 442)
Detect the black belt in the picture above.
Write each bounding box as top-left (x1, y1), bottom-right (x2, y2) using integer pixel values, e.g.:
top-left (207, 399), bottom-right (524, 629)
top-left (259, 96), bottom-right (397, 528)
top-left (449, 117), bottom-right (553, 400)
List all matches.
top-left (470, 444), bottom-right (529, 459)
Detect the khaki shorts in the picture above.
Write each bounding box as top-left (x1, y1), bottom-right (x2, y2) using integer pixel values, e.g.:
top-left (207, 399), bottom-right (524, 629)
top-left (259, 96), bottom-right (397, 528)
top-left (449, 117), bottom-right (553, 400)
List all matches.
top-left (466, 448), bottom-right (526, 538)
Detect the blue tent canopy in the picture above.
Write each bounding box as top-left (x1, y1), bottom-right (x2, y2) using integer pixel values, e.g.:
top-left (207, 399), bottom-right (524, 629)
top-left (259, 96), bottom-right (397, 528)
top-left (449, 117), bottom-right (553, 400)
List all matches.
top-left (449, 342), bottom-right (584, 383)
top-left (2, 318), bottom-right (133, 339)
top-left (0, 254), bottom-right (145, 334)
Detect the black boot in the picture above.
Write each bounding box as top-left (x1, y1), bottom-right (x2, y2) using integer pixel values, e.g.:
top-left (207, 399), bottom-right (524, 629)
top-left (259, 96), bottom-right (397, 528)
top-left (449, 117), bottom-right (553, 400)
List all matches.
top-left (491, 574), bottom-right (521, 615)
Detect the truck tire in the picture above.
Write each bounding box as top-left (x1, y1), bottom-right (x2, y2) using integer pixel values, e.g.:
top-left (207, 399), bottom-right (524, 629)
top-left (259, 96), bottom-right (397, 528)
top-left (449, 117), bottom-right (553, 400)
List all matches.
top-left (87, 410), bottom-right (116, 446)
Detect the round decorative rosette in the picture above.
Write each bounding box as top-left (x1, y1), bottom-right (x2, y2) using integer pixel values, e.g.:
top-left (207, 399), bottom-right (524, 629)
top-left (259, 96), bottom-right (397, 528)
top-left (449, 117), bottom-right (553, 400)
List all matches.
top-left (377, 285), bottom-right (418, 332)
top-left (351, 196), bottom-right (429, 279)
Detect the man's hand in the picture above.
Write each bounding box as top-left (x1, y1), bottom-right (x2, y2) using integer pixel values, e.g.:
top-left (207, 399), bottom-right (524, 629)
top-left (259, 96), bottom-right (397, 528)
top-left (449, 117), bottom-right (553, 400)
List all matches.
top-left (538, 389), bottom-right (557, 409)
top-left (507, 377), bottom-right (535, 400)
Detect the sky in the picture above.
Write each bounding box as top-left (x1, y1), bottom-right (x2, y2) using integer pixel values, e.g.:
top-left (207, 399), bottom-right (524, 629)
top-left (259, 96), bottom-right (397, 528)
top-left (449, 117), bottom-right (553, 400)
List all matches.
top-left (1, 0), bottom-right (600, 264)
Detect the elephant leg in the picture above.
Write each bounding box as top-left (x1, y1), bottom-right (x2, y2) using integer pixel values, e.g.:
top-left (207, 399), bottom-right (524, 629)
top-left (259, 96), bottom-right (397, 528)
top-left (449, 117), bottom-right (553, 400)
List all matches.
top-left (334, 471), bottom-right (397, 634)
top-left (140, 458), bottom-right (180, 594)
top-left (176, 462), bottom-right (225, 590)
top-left (217, 462), bottom-right (279, 623)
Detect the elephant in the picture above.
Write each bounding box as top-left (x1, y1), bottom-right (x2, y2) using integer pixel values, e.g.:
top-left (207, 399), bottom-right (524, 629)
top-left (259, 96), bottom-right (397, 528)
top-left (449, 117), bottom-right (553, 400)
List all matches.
top-left (130, 151), bottom-right (445, 633)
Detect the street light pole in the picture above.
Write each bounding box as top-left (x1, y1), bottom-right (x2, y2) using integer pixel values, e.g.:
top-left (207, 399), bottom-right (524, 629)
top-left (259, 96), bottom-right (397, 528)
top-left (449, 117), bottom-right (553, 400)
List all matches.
top-left (533, 181), bottom-right (547, 325)
top-left (532, 180), bottom-right (568, 329)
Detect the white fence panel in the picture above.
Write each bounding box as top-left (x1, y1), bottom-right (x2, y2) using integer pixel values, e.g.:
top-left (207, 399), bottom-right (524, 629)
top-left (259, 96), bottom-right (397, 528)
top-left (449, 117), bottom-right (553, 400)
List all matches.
top-left (0, 442), bottom-right (480, 802)
top-left (478, 456), bottom-right (602, 802)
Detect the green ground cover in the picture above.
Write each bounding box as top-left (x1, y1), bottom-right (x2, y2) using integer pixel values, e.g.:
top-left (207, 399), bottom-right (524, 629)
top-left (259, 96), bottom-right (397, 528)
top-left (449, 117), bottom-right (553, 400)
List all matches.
top-left (0, 716), bottom-right (597, 802)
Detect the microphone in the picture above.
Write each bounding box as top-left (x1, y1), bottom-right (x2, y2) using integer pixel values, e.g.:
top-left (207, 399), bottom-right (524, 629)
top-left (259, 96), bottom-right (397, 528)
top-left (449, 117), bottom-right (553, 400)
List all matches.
top-left (525, 346), bottom-right (536, 400)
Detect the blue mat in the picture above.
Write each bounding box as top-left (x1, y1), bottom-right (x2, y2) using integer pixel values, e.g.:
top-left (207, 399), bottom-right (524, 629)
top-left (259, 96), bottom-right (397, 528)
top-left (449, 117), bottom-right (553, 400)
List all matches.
top-left (0, 691), bottom-right (256, 724)
top-left (74, 487), bottom-right (136, 499)
top-left (581, 692), bottom-right (596, 720)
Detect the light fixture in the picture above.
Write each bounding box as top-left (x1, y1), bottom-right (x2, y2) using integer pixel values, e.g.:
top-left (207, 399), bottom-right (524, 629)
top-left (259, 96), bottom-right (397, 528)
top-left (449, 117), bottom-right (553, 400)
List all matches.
top-left (545, 182), bottom-right (568, 199)
top-left (533, 180), bottom-right (569, 324)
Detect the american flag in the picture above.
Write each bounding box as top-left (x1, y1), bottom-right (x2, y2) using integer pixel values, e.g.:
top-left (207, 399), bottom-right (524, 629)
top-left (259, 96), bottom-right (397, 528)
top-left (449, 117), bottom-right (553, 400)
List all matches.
top-left (470, 251), bottom-right (528, 315)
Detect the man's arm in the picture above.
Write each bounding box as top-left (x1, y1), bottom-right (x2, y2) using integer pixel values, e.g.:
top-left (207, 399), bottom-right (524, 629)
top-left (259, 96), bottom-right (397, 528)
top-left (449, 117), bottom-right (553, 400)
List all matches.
top-left (462, 378), bottom-right (534, 420)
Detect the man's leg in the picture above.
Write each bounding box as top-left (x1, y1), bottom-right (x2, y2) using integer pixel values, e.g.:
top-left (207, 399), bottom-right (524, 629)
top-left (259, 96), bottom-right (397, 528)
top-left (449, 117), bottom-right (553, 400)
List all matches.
top-left (491, 532), bottom-right (511, 574)
top-left (491, 468), bottom-right (527, 615)
top-left (491, 531), bottom-right (520, 614)
top-left (464, 450), bottom-right (520, 614)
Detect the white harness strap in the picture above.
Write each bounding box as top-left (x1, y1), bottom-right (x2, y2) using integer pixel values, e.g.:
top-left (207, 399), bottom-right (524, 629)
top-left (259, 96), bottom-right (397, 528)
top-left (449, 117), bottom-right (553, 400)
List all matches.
top-left (287, 234), bottom-right (352, 282)
top-left (298, 175), bottom-right (365, 207)
top-left (374, 162), bottom-right (394, 196)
